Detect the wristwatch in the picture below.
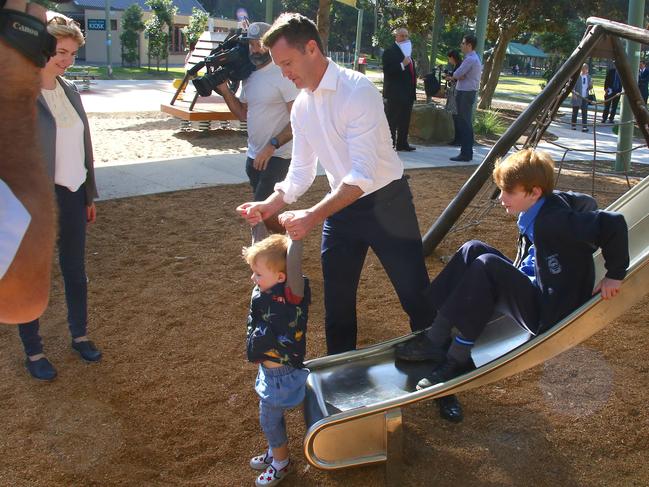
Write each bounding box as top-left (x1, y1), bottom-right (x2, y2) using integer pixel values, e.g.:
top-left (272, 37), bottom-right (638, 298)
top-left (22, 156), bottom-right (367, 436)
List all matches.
top-left (269, 137), bottom-right (281, 149)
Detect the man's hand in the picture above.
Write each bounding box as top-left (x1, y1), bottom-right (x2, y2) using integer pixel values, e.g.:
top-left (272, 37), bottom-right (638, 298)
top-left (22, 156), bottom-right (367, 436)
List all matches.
top-left (280, 209), bottom-right (317, 240)
top-left (402, 56), bottom-right (411, 67)
top-left (215, 81), bottom-right (229, 96)
top-left (594, 277), bottom-right (622, 300)
top-left (236, 202), bottom-right (265, 225)
top-left (253, 144), bottom-right (275, 171)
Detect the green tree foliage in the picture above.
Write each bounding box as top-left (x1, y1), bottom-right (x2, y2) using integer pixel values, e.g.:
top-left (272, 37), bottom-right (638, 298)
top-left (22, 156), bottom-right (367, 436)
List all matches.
top-left (182, 7), bottom-right (209, 48)
top-left (469, 0), bottom-right (582, 109)
top-left (144, 0), bottom-right (177, 70)
top-left (121, 4), bottom-right (145, 66)
top-left (386, 0), bottom-right (436, 73)
top-left (327, 0), bottom-right (377, 53)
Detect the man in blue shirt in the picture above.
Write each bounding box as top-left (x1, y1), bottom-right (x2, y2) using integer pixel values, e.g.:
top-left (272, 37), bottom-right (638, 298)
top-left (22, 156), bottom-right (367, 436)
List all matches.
top-left (446, 34), bottom-right (482, 162)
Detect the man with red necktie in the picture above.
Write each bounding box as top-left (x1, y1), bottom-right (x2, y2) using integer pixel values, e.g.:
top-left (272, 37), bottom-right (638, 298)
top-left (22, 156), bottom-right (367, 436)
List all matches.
top-left (382, 27), bottom-right (417, 152)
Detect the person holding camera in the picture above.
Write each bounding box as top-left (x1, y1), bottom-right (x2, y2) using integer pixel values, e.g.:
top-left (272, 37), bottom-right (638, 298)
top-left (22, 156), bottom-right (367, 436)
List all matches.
top-left (217, 22), bottom-right (298, 233)
top-left (0, 0), bottom-right (56, 324)
top-left (15, 13), bottom-right (102, 381)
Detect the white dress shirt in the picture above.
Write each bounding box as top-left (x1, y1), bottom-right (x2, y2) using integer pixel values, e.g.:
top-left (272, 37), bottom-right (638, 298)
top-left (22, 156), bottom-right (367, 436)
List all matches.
top-left (275, 60), bottom-right (403, 204)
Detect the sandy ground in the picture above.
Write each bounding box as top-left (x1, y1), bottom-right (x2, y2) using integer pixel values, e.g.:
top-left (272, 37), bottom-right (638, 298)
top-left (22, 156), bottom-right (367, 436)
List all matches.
top-left (89, 112), bottom-right (248, 164)
top-left (0, 113), bottom-right (648, 487)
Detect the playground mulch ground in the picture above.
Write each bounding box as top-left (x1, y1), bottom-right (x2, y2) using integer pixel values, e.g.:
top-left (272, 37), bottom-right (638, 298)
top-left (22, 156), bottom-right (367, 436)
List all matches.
top-left (1, 137), bottom-right (648, 486)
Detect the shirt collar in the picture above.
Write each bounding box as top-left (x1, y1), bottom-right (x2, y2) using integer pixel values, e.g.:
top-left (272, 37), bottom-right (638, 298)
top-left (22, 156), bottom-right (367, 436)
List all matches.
top-left (311, 59), bottom-right (338, 94)
top-left (517, 196), bottom-right (546, 240)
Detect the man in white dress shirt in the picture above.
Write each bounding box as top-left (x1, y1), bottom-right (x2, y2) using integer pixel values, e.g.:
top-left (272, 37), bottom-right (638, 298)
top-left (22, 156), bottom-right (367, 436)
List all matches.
top-left (238, 13), bottom-right (434, 355)
top-left (217, 22), bottom-right (298, 232)
top-left (238, 13), bottom-right (464, 423)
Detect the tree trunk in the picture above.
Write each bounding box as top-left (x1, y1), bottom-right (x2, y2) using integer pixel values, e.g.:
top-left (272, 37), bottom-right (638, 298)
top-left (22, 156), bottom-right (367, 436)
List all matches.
top-left (317, 0), bottom-right (331, 54)
top-left (478, 25), bottom-right (516, 110)
top-left (479, 50), bottom-right (493, 97)
top-left (415, 36), bottom-right (430, 76)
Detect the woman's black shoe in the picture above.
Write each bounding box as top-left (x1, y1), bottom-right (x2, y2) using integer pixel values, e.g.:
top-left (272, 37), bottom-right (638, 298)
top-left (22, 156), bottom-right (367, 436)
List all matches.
top-left (72, 340), bottom-right (102, 362)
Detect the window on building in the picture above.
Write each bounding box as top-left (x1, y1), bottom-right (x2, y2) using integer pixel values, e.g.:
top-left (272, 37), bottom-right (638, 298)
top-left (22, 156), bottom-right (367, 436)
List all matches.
top-left (111, 19), bottom-right (117, 31)
top-left (170, 25), bottom-right (187, 54)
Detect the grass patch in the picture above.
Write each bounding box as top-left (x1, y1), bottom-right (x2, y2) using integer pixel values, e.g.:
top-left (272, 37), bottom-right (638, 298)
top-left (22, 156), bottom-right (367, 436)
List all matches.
top-left (70, 65), bottom-right (187, 80)
top-left (474, 109), bottom-right (507, 137)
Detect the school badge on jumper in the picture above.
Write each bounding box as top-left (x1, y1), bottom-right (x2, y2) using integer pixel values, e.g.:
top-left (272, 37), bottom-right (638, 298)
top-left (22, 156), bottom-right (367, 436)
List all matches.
top-left (547, 254), bottom-right (562, 274)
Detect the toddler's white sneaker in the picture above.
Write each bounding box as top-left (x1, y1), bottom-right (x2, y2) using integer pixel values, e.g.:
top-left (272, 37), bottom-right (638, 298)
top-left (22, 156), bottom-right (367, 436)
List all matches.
top-left (250, 451), bottom-right (273, 470)
top-left (255, 461), bottom-right (290, 487)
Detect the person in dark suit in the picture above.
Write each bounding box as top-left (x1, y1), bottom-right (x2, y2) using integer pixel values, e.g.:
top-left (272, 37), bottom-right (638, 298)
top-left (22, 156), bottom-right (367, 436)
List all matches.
top-left (638, 60), bottom-right (649, 104)
top-left (17, 14), bottom-right (101, 382)
top-left (602, 65), bottom-right (622, 123)
top-left (382, 27), bottom-right (417, 152)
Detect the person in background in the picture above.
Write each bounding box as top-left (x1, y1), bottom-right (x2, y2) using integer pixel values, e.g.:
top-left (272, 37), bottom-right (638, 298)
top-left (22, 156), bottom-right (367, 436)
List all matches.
top-left (602, 64), bottom-right (622, 123)
top-left (446, 34), bottom-right (482, 162)
top-left (638, 60), bottom-right (649, 104)
top-left (445, 49), bottom-right (463, 147)
top-left (571, 63), bottom-right (592, 132)
top-left (382, 27), bottom-right (417, 152)
top-left (16, 13), bottom-right (101, 381)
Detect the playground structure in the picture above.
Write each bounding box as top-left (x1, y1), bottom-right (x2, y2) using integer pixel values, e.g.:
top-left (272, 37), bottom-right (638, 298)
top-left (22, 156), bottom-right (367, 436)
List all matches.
top-left (301, 17), bottom-right (649, 481)
top-left (422, 17), bottom-right (649, 255)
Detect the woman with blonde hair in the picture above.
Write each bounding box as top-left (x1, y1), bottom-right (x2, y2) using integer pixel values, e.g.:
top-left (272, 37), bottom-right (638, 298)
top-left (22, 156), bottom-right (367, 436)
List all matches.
top-left (17, 14), bottom-right (101, 381)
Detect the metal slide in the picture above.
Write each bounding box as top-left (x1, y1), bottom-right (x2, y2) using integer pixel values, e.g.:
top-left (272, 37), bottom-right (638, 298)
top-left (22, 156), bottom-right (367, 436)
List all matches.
top-left (302, 176), bottom-right (649, 471)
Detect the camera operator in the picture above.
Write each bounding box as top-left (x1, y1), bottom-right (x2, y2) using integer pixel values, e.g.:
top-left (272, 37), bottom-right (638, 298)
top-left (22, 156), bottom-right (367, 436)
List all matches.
top-left (0, 0), bottom-right (56, 324)
top-left (216, 22), bottom-right (298, 232)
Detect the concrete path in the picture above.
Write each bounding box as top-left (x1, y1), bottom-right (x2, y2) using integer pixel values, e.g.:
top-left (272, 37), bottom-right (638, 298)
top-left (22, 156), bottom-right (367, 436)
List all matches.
top-left (80, 80), bottom-right (649, 201)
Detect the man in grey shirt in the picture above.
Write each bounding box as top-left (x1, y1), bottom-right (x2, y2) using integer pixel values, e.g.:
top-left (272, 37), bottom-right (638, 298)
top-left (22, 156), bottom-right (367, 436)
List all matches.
top-left (218, 22), bottom-right (298, 232)
top-left (445, 34), bottom-right (482, 162)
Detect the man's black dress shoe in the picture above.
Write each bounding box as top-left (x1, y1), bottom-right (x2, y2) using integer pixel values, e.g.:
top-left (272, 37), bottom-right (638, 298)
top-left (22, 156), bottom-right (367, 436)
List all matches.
top-left (72, 340), bottom-right (102, 362)
top-left (395, 334), bottom-right (446, 362)
top-left (25, 357), bottom-right (57, 381)
top-left (450, 155), bottom-right (472, 162)
top-left (416, 358), bottom-right (475, 389)
top-left (397, 145), bottom-right (416, 152)
top-left (436, 395), bottom-right (464, 423)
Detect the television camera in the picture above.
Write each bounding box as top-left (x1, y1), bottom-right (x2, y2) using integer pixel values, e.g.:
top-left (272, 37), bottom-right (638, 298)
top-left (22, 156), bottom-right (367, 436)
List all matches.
top-left (190, 29), bottom-right (255, 97)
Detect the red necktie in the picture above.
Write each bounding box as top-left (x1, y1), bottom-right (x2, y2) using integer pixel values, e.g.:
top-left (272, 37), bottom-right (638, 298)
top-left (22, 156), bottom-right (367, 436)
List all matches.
top-left (408, 63), bottom-right (415, 85)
